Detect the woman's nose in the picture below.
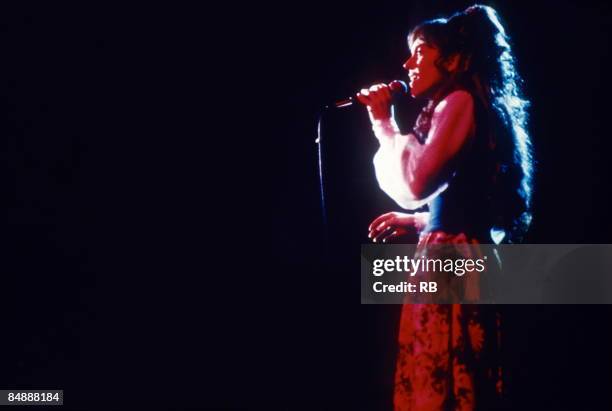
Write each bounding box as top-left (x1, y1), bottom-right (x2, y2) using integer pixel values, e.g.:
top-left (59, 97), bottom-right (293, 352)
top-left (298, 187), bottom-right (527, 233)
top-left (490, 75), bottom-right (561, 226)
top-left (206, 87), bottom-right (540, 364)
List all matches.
top-left (402, 56), bottom-right (414, 70)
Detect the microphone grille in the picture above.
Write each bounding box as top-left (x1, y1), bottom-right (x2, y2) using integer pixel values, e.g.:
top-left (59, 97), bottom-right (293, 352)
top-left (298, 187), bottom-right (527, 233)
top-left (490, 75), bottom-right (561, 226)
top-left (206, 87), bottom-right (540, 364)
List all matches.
top-left (389, 80), bottom-right (408, 95)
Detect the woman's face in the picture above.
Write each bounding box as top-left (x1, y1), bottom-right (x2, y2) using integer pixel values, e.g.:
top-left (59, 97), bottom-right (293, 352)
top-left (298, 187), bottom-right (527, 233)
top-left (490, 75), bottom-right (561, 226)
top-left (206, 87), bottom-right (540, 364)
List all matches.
top-left (403, 37), bottom-right (445, 98)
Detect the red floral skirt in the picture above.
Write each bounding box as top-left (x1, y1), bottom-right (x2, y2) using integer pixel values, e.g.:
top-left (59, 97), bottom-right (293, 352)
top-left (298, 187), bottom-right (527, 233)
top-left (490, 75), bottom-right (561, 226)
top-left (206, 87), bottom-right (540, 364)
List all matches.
top-left (394, 231), bottom-right (502, 411)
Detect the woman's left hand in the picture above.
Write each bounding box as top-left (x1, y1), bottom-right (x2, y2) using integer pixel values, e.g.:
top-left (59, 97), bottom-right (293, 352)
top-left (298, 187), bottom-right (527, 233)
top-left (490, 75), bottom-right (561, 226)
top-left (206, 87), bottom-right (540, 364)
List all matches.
top-left (368, 212), bottom-right (427, 243)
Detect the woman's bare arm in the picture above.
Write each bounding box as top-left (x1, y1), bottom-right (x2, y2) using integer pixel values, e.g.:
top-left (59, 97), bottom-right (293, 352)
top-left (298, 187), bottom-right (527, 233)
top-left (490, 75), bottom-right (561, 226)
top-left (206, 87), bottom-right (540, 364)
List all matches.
top-left (371, 90), bottom-right (475, 207)
top-left (404, 90), bottom-right (475, 198)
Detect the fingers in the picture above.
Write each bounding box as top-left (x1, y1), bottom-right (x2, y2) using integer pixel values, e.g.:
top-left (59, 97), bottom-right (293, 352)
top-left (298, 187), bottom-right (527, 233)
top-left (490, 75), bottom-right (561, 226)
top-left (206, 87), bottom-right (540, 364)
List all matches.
top-left (369, 212), bottom-right (395, 232)
top-left (371, 225), bottom-right (392, 243)
top-left (356, 83), bottom-right (392, 106)
top-left (368, 212), bottom-right (419, 243)
top-left (373, 227), bottom-right (407, 243)
top-left (370, 83), bottom-right (392, 100)
top-left (356, 89), bottom-right (372, 105)
top-left (382, 230), bottom-right (400, 243)
top-left (369, 219), bottom-right (401, 242)
top-left (369, 216), bottom-right (397, 240)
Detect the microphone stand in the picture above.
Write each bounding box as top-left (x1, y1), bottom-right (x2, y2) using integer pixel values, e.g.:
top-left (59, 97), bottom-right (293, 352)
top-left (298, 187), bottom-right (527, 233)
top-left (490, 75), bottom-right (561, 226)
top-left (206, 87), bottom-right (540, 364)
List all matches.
top-left (315, 81), bottom-right (407, 242)
top-left (315, 107), bottom-right (329, 241)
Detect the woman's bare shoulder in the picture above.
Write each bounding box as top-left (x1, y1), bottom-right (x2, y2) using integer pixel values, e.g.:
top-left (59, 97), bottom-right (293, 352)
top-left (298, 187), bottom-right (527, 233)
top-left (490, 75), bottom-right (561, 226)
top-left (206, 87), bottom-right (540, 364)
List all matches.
top-left (434, 90), bottom-right (474, 115)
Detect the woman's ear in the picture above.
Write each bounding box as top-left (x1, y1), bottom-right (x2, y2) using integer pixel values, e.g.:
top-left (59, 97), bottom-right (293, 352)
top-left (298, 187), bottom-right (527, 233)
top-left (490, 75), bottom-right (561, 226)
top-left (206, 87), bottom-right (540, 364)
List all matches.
top-left (444, 53), bottom-right (470, 73)
top-left (443, 53), bottom-right (461, 73)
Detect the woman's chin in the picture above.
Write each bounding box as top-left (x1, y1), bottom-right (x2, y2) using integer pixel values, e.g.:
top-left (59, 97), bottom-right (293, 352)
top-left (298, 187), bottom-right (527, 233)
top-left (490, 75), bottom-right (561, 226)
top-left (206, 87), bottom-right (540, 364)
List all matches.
top-left (409, 83), bottom-right (429, 98)
top-left (410, 84), bottom-right (438, 99)
top-left (410, 89), bottom-right (425, 98)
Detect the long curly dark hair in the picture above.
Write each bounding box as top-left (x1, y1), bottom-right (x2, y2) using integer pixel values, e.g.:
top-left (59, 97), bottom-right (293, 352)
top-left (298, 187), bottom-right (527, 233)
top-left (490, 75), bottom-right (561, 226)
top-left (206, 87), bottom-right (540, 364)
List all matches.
top-left (410, 4), bottom-right (534, 243)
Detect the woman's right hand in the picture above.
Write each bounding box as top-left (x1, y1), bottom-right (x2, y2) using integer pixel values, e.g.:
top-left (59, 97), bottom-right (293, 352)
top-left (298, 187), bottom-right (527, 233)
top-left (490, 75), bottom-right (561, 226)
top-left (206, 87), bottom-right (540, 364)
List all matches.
top-left (356, 83), bottom-right (393, 120)
top-left (368, 212), bottom-right (428, 243)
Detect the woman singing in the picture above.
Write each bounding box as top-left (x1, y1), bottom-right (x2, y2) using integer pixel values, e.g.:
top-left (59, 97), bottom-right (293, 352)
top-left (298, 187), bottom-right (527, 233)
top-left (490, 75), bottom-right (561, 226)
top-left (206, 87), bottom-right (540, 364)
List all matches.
top-left (356, 5), bottom-right (533, 410)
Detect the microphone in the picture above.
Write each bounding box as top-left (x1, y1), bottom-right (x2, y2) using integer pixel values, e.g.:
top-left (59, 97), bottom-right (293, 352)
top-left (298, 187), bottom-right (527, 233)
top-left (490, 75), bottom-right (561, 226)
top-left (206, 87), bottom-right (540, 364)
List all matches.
top-left (330, 80), bottom-right (408, 109)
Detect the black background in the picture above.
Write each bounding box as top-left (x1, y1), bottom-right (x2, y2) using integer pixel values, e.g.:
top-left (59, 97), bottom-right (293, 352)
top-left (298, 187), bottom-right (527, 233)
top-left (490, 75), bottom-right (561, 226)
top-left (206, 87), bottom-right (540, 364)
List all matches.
top-left (1, 1), bottom-right (612, 409)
